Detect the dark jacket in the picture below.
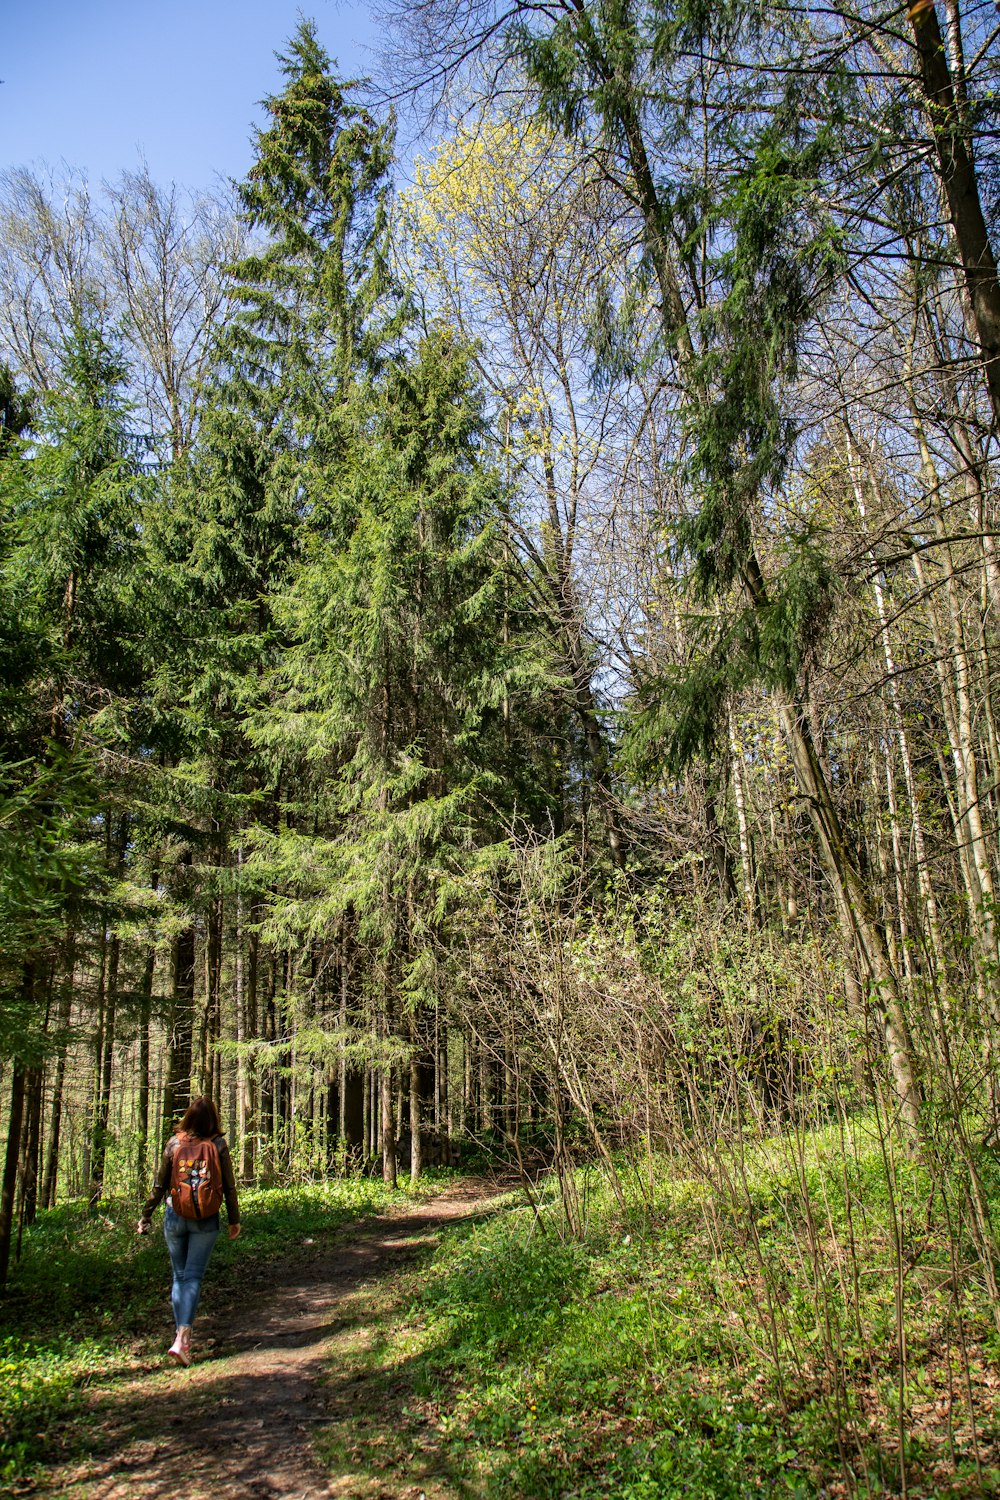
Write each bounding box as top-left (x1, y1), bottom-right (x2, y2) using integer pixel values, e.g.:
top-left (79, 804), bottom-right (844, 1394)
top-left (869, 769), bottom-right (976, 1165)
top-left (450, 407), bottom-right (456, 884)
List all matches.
top-left (141, 1133), bottom-right (240, 1225)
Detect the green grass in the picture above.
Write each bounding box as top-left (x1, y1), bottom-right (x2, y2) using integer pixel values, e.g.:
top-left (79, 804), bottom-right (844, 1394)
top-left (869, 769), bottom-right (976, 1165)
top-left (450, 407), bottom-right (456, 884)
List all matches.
top-left (398, 1198), bottom-right (809, 1497)
top-left (0, 1176), bottom-right (402, 1492)
top-left (355, 1123), bottom-right (1000, 1498)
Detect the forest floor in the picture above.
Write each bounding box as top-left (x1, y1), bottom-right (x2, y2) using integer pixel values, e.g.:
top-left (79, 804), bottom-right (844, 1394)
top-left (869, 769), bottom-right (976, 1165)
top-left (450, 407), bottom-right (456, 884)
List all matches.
top-left (29, 1179), bottom-right (498, 1500)
top-left (8, 1131), bottom-right (1000, 1499)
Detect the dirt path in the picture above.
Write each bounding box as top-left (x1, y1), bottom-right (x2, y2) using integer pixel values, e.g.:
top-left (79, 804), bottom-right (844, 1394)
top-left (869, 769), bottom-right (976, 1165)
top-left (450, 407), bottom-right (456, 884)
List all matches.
top-left (45, 1182), bottom-right (498, 1500)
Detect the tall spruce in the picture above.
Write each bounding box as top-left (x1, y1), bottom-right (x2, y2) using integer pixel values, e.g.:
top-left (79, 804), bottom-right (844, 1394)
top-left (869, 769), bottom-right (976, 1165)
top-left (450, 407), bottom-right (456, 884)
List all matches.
top-left (0, 328), bottom-right (147, 1262)
top-left (264, 319), bottom-right (543, 1180)
top-left (141, 22), bottom-right (407, 1171)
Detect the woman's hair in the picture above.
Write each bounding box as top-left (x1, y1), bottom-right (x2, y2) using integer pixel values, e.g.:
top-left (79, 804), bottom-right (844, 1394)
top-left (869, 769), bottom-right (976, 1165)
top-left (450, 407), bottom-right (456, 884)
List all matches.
top-left (175, 1096), bottom-right (222, 1140)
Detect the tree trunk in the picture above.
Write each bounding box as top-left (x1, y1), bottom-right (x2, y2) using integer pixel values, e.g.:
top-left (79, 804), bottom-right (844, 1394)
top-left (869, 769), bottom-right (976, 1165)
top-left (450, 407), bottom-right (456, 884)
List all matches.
top-left (728, 714), bottom-right (758, 920)
top-left (381, 1059), bottom-right (397, 1187)
top-left (42, 933), bottom-right (75, 1209)
top-left (18, 1064), bottom-right (43, 1239)
top-left (0, 1061), bottom-right (27, 1291)
top-left (409, 1054), bottom-right (422, 1184)
top-left (0, 964), bottom-right (33, 1290)
top-left (909, 1), bottom-right (1000, 429)
top-left (136, 940), bottom-right (155, 1189)
top-left (235, 848), bottom-right (248, 1175)
top-left (89, 931), bottom-right (120, 1208)
top-left (242, 920), bottom-right (260, 1179)
top-left (201, 891), bottom-right (223, 1097)
top-left (163, 923), bottom-right (196, 1129)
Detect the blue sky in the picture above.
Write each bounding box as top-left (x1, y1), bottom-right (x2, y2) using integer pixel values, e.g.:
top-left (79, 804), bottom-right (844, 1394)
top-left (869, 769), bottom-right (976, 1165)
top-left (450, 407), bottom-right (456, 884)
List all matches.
top-left (1, 0), bottom-right (381, 190)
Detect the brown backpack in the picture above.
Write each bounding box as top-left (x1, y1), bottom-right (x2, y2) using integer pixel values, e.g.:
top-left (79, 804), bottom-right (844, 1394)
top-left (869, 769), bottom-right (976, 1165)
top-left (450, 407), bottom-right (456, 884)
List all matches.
top-left (169, 1134), bottom-right (225, 1220)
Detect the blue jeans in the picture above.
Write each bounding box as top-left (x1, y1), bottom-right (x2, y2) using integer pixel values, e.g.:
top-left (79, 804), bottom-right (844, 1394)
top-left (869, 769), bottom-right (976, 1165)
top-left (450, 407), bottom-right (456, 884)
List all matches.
top-left (163, 1203), bottom-right (220, 1327)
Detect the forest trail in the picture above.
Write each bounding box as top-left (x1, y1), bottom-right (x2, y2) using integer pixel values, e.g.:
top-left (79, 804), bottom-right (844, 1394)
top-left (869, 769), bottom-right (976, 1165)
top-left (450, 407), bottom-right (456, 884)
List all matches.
top-left (42, 1180), bottom-right (498, 1500)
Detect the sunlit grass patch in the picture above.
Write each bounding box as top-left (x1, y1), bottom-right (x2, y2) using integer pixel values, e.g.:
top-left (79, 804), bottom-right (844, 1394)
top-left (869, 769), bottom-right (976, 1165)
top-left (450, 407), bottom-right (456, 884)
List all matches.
top-left (386, 1133), bottom-right (1000, 1497)
top-left (0, 1335), bottom-right (115, 1491)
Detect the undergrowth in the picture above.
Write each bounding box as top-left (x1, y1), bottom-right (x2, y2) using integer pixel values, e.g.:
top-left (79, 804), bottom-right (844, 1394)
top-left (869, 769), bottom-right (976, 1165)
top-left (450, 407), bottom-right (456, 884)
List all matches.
top-left (345, 1121), bottom-right (1000, 1498)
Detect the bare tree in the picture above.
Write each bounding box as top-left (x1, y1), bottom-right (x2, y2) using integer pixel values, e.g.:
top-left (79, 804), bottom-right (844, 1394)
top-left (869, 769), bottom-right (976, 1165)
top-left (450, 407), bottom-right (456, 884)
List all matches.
top-left (0, 164), bottom-right (241, 456)
top-left (102, 168), bottom-right (243, 458)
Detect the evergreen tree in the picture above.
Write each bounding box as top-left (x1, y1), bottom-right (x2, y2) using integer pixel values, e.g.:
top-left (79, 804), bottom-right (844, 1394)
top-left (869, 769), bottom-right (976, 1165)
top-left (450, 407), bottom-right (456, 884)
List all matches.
top-left (222, 17), bottom-right (399, 422)
top-left (138, 20), bottom-right (407, 1168)
top-left (265, 325), bottom-right (542, 1179)
top-left (0, 328), bottom-right (148, 1265)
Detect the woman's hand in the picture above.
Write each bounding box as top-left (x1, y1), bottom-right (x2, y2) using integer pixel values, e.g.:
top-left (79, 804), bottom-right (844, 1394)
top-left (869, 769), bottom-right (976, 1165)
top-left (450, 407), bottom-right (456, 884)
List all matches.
top-left (228, 1223), bottom-right (242, 1240)
top-left (136, 1218), bottom-right (150, 1235)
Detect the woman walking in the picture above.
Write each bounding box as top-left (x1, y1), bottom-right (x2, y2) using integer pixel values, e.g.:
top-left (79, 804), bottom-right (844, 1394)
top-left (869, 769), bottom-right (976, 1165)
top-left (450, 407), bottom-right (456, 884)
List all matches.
top-left (137, 1096), bottom-right (241, 1366)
